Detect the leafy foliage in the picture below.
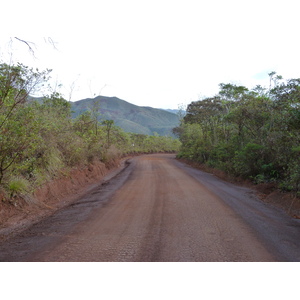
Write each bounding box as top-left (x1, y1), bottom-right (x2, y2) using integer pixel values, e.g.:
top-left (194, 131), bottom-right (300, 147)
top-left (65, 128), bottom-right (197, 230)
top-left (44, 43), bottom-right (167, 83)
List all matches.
top-left (0, 63), bottom-right (181, 201)
top-left (176, 76), bottom-right (300, 192)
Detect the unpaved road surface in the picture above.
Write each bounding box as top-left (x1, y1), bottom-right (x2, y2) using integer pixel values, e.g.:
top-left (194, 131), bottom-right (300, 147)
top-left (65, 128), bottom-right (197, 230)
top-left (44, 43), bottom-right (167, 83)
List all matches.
top-left (0, 154), bottom-right (300, 262)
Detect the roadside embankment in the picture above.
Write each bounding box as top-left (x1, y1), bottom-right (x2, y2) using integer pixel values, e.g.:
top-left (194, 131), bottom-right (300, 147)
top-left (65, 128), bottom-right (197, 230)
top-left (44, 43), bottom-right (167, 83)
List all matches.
top-left (177, 158), bottom-right (300, 219)
top-left (0, 158), bottom-right (128, 240)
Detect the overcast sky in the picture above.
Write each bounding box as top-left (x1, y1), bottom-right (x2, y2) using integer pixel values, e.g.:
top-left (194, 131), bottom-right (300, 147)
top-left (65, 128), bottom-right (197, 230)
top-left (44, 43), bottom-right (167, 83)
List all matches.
top-left (1, 0), bottom-right (300, 109)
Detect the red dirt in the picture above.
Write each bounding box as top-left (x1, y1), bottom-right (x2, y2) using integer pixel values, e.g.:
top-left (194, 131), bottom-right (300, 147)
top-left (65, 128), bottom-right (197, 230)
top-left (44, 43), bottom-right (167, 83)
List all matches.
top-left (1, 154), bottom-right (300, 261)
top-left (0, 158), bottom-right (124, 240)
top-left (0, 154), bottom-right (300, 261)
top-left (177, 158), bottom-right (300, 219)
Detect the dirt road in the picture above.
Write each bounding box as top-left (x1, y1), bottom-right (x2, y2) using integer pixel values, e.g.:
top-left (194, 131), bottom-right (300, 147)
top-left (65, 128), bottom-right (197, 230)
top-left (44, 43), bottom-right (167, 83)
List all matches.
top-left (0, 154), bottom-right (299, 261)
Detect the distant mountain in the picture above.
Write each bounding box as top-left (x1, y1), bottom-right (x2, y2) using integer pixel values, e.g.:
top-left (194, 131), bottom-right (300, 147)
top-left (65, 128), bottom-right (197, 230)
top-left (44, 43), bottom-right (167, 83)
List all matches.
top-left (71, 96), bottom-right (180, 136)
top-left (162, 109), bottom-right (180, 115)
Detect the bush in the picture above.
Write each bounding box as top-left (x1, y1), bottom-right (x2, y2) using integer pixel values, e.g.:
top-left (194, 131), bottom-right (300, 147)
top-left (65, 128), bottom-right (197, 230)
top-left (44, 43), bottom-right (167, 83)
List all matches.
top-left (7, 176), bottom-right (30, 198)
top-left (233, 143), bottom-right (265, 177)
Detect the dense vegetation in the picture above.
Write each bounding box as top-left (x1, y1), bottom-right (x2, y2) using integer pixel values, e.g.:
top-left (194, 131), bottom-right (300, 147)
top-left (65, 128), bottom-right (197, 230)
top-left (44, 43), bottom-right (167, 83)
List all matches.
top-left (0, 63), bottom-right (181, 202)
top-left (175, 72), bottom-right (300, 194)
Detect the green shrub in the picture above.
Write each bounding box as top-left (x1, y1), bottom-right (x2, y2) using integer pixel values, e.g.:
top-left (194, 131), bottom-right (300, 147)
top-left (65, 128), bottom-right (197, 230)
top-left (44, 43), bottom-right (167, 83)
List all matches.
top-left (233, 143), bottom-right (265, 177)
top-left (7, 176), bottom-right (30, 198)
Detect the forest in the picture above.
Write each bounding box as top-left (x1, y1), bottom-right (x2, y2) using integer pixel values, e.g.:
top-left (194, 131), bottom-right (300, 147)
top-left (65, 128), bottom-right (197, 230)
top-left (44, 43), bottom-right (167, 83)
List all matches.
top-left (175, 72), bottom-right (300, 194)
top-left (0, 63), bottom-right (181, 202)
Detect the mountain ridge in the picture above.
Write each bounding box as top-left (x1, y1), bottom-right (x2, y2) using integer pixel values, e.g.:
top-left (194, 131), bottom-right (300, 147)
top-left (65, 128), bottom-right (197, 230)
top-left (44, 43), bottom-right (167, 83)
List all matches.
top-left (71, 96), bottom-right (179, 136)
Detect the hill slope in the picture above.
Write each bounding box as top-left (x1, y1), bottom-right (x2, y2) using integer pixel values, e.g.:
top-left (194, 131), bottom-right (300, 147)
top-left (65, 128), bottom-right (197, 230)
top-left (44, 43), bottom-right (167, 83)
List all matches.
top-left (71, 96), bottom-right (179, 136)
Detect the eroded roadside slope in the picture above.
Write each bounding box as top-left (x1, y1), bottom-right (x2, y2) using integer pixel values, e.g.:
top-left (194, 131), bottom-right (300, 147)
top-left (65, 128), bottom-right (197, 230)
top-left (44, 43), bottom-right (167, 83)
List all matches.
top-left (0, 158), bottom-right (128, 241)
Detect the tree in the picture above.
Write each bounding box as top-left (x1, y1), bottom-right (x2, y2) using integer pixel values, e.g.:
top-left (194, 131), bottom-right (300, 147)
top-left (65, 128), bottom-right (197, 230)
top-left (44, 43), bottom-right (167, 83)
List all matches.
top-left (177, 75), bottom-right (300, 191)
top-left (0, 63), bottom-right (51, 183)
top-left (219, 83), bottom-right (249, 102)
top-left (0, 63), bottom-right (50, 128)
top-left (101, 120), bottom-right (114, 147)
top-left (184, 96), bottom-right (224, 124)
top-left (90, 98), bottom-right (101, 136)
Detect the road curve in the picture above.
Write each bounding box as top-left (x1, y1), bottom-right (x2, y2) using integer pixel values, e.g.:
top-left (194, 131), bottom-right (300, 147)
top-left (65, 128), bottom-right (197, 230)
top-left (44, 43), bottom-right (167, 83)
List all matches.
top-left (0, 154), bottom-right (299, 262)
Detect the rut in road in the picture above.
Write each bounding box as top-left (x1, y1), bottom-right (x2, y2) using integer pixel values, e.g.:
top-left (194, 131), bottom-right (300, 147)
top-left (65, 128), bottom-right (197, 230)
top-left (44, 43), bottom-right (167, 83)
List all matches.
top-left (0, 154), bottom-right (300, 261)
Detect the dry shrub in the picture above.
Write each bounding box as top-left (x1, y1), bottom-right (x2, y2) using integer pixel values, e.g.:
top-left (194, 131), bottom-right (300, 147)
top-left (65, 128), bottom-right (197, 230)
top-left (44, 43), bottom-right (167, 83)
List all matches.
top-left (103, 145), bottom-right (122, 163)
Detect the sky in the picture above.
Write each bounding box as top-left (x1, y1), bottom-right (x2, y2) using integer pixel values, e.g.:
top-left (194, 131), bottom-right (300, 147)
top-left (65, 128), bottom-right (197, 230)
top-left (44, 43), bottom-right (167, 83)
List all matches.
top-left (1, 0), bottom-right (300, 109)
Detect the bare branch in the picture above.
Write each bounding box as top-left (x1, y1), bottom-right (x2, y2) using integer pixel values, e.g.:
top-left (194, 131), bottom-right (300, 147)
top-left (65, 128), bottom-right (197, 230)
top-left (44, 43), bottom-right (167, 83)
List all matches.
top-left (43, 37), bottom-right (58, 50)
top-left (13, 37), bottom-right (58, 57)
top-left (13, 37), bottom-right (36, 56)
